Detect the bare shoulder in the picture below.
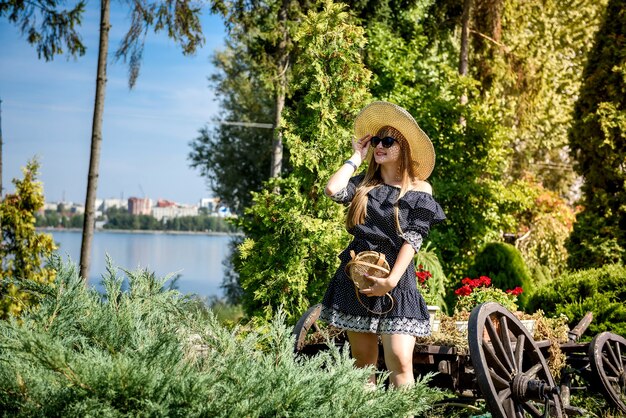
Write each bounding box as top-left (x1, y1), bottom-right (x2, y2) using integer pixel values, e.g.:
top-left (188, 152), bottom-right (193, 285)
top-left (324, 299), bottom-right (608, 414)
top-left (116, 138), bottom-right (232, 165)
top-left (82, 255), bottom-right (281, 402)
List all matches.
top-left (410, 180), bottom-right (432, 195)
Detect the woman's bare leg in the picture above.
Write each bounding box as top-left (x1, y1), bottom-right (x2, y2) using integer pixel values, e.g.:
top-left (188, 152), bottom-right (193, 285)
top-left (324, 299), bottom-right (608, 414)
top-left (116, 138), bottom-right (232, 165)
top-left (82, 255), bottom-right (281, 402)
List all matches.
top-left (381, 333), bottom-right (416, 387)
top-left (347, 331), bottom-right (379, 384)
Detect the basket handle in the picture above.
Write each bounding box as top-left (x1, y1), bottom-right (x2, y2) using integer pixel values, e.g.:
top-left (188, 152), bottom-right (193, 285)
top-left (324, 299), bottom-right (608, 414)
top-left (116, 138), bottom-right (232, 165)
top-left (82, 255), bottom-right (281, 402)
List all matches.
top-left (345, 259), bottom-right (390, 276)
top-left (354, 288), bottom-right (395, 315)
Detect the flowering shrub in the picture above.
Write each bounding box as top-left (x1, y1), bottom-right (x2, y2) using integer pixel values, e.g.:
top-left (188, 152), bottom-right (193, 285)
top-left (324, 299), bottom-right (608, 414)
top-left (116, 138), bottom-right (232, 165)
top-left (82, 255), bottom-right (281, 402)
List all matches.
top-left (416, 264), bottom-right (438, 306)
top-left (454, 276), bottom-right (521, 315)
top-left (414, 243), bottom-right (448, 310)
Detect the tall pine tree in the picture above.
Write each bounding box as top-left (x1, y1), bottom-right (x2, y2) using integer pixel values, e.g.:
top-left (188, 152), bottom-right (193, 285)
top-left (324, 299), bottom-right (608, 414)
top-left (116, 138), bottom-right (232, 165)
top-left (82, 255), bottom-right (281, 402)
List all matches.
top-left (566, 0), bottom-right (626, 268)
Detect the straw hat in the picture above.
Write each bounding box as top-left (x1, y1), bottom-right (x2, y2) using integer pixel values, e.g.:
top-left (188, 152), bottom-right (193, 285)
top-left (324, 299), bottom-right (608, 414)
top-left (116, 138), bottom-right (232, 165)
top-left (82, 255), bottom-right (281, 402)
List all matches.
top-left (354, 101), bottom-right (435, 180)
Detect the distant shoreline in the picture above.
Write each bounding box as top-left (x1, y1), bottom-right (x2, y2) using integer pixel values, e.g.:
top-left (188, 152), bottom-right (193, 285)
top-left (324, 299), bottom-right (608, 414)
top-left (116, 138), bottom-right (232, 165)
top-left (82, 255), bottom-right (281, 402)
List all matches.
top-left (37, 227), bottom-right (242, 237)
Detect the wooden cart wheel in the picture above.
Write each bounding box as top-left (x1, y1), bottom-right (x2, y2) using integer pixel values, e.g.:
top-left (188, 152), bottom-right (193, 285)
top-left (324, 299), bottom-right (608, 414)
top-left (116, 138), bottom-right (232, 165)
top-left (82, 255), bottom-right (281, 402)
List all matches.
top-left (292, 304), bottom-right (323, 353)
top-left (589, 332), bottom-right (626, 413)
top-left (468, 302), bottom-right (563, 418)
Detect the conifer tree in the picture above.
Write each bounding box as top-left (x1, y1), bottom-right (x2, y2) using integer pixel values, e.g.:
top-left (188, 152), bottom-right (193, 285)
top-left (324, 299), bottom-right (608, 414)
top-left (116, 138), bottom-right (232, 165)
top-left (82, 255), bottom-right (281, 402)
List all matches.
top-left (234, 2), bottom-right (371, 319)
top-left (0, 258), bottom-right (444, 415)
top-left (0, 159), bottom-right (56, 318)
top-left (566, 0), bottom-right (626, 268)
top-left (477, 0), bottom-right (607, 196)
top-left (0, 0), bottom-right (86, 60)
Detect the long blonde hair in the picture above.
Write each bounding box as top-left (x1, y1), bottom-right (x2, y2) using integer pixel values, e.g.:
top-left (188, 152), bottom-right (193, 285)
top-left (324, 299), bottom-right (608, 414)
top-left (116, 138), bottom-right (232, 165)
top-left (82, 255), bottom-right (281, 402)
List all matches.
top-left (346, 126), bottom-right (419, 232)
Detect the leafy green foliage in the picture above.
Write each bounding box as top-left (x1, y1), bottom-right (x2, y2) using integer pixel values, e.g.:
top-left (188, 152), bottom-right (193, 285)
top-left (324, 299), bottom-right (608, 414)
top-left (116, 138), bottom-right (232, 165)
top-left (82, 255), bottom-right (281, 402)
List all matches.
top-left (35, 209), bottom-right (84, 229)
top-left (567, 0), bottom-right (626, 269)
top-left (515, 177), bottom-right (576, 281)
top-left (99, 207), bottom-right (238, 233)
top-left (476, 0), bottom-right (607, 196)
top-left (527, 264), bottom-right (626, 337)
top-left (0, 0), bottom-right (86, 60)
top-left (468, 242), bottom-right (533, 307)
top-left (233, 1), bottom-right (372, 321)
top-left (414, 243), bottom-right (448, 310)
top-left (0, 159), bottom-right (56, 318)
top-left (113, 0), bottom-right (205, 88)
top-left (364, 16), bottom-right (535, 278)
top-left (0, 258), bottom-right (444, 416)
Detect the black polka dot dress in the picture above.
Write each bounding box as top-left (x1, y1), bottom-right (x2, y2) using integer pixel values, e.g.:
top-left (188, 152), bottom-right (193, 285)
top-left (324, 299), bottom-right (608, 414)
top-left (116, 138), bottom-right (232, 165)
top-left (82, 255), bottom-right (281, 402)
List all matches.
top-left (320, 174), bottom-right (446, 336)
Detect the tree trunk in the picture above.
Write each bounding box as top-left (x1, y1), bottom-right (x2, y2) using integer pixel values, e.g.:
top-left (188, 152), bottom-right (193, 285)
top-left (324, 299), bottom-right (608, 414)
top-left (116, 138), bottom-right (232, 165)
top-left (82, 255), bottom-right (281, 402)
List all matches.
top-left (80, 0), bottom-right (110, 281)
top-left (269, 0), bottom-right (289, 179)
top-left (459, 0), bottom-right (472, 78)
top-left (270, 88), bottom-right (285, 178)
top-left (459, 0), bottom-right (473, 126)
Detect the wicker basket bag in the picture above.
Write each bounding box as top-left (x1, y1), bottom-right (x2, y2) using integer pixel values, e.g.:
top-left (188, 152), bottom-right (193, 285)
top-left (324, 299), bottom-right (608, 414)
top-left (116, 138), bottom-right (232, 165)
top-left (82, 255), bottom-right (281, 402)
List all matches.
top-left (345, 250), bottom-right (394, 314)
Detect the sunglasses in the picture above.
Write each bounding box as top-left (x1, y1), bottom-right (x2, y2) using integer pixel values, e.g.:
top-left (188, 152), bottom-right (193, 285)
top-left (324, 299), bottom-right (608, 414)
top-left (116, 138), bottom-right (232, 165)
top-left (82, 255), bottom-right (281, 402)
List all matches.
top-left (370, 136), bottom-right (398, 148)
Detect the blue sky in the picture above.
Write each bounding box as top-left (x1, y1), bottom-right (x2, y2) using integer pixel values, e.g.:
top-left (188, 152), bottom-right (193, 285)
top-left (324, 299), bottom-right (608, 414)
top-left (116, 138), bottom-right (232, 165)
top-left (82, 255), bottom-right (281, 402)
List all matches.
top-left (1, 2), bottom-right (227, 205)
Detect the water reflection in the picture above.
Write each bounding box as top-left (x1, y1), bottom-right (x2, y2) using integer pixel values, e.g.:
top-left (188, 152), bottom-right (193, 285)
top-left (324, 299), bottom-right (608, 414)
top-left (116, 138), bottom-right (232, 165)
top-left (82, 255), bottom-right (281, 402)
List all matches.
top-left (50, 230), bottom-right (232, 297)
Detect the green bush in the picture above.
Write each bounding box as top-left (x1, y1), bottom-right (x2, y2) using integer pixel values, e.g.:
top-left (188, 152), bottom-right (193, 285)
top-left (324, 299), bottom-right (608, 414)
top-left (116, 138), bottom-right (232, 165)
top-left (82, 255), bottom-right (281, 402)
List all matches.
top-left (0, 257), bottom-right (444, 416)
top-left (468, 242), bottom-right (533, 307)
top-left (414, 243), bottom-right (448, 311)
top-left (527, 264), bottom-right (626, 338)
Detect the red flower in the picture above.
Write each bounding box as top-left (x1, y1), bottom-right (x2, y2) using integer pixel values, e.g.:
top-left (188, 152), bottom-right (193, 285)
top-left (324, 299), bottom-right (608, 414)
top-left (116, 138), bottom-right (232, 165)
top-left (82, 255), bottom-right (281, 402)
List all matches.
top-left (454, 285), bottom-right (473, 296)
top-left (416, 267), bottom-right (432, 284)
top-left (479, 276), bottom-right (491, 286)
top-left (506, 287), bottom-right (523, 296)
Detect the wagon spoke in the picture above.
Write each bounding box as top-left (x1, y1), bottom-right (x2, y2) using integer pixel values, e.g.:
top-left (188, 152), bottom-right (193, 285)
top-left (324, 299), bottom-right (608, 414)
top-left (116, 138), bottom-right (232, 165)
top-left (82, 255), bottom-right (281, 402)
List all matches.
top-left (485, 315), bottom-right (514, 372)
top-left (607, 342), bottom-right (621, 372)
top-left (607, 376), bottom-right (620, 383)
top-left (603, 354), bottom-right (621, 376)
top-left (515, 403), bottom-right (525, 418)
top-left (499, 316), bottom-right (516, 371)
top-left (615, 341), bottom-right (623, 369)
top-left (498, 387), bottom-right (512, 403)
top-left (483, 339), bottom-right (512, 378)
top-left (490, 368), bottom-right (511, 389)
top-left (521, 400), bottom-right (543, 417)
top-left (525, 362), bottom-right (543, 379)
top-left (503, 398), bottom-right (516, 417)
top-left (515, 334), bottom-right (526, 371)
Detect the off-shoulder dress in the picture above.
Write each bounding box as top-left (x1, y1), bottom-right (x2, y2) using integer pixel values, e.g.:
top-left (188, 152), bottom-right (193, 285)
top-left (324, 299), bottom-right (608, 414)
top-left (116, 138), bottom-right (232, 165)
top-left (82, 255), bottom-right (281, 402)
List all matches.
top-left (320, 174), bottom-right (446, 336)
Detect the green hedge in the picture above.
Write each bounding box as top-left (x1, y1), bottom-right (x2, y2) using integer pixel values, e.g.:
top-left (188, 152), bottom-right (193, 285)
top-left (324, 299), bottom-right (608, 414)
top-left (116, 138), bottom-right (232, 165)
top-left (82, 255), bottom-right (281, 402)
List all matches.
top-left (468, 242), bottom-right (533, 307)
top-left (527, 264), bottom-right (626, 337)
top-left (0, 257), bottom-right (444, 417)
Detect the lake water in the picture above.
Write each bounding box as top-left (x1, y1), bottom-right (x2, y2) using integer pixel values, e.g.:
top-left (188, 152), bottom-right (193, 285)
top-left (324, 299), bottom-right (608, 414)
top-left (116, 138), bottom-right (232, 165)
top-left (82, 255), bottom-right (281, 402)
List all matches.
top-left (49, 230), bottom-right (234, 298)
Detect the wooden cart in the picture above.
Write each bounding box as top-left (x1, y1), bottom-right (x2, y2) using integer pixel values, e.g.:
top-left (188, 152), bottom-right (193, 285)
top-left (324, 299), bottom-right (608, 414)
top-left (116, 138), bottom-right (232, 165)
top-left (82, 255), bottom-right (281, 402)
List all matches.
top-left (293, 302), bottom-right (626, 417)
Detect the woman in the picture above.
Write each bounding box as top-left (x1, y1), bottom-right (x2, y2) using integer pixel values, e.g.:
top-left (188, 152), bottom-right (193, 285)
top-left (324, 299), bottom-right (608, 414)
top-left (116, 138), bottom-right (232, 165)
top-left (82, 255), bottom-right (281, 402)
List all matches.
top-left (321, 101), bottom-right (446, 387)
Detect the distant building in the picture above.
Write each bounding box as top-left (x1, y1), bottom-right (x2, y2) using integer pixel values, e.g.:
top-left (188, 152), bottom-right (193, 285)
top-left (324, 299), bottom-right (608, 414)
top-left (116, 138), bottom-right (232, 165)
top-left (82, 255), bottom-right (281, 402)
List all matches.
top-left (152, 205), bottom-right (198, 221)
top-left (43, 202), bottom-right (59, 211)
top-left (71, 205), bottom-right (85, 215)
top-left (100, 198), bottom-right (127, 212)
top-left (128, 197), bottom-right (152, 216)
top-left (199, 197), bottom-right (220, 212)
top-left (156, 199), bottom-right (177, 208)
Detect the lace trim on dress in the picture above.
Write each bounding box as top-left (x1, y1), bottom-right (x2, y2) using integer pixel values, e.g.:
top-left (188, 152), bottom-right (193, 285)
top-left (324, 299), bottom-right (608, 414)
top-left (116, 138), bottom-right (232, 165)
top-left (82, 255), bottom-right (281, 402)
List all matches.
top-left (320, 306), bottom-right (431, 337)
top-left (401, 231), bottom-right (423, 253)
top-left (329, 187), bottom-right (349, 203)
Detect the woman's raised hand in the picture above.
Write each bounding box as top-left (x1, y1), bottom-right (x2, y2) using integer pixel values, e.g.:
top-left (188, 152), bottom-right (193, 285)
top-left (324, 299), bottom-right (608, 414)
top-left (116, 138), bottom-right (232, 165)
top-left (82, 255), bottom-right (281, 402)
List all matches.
top-left (351, 134), bottom-right (371, 164)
